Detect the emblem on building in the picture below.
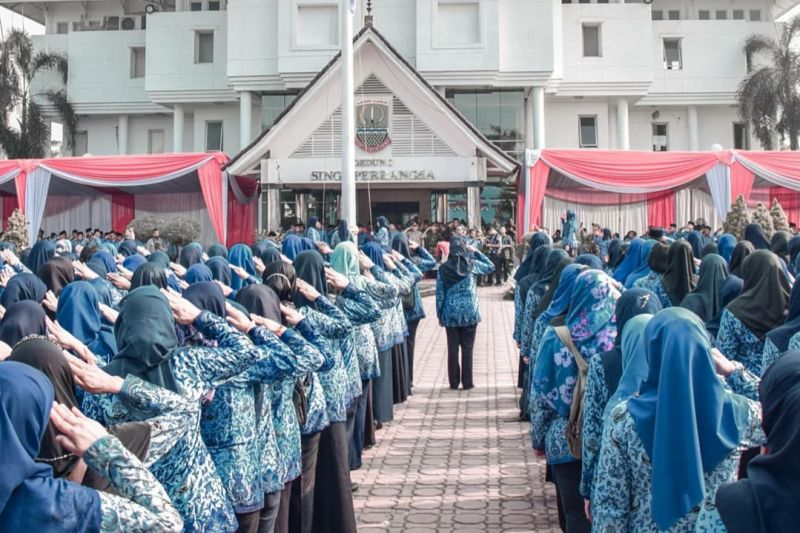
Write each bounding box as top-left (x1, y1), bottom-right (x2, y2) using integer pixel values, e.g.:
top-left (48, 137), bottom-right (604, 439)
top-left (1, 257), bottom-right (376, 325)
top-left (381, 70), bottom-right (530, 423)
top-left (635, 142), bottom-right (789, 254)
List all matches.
top-left (355, 99), bottom-right (391, 153)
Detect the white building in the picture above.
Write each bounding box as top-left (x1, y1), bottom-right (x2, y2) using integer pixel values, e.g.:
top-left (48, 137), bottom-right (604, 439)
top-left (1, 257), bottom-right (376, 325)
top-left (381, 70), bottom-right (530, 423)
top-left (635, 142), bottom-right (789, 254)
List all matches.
top-left (1, 0), bottom-right (795, 229)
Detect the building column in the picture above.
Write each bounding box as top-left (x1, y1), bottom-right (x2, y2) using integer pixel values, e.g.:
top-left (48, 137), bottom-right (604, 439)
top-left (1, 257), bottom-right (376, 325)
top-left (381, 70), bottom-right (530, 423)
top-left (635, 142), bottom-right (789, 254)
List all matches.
top-left (616, 97), bottom-right (630, 150)
top-left (117, 114), bottom-right (129, 155)
top-left (295, 192), bottom-right (308, 225)
top-left (173, 104), bottom-right (184, 153)
top-left (688, 105), bottom-right (699, 151)
top-left (532, 86), bottom-right (546, 149)
top-left (524, 90), bottom-right (534, 149)
top-left (431, 191), bottom-right (448, 222)
top-left (239, 91), bottom-right (252, 150)
top-left (466, 185), bottom-right (481, 229)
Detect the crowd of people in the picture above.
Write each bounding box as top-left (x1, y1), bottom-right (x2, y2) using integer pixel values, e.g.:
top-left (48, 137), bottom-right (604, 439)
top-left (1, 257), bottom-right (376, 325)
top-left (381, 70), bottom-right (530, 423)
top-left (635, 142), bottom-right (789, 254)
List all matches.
top-left (0, 213), bottom-right (504, 533)
top-left (515, 215), bottom-right (800, 533)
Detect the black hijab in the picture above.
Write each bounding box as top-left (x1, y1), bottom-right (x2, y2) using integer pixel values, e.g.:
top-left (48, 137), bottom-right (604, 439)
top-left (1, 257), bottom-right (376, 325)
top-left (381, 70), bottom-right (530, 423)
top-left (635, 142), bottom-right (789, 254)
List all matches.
top-left (0, 273), bottom-right (47, 308)
top-left (118, 240), bottom-right (138, 258)
top-left (293, 250), bottom-right (328, 309)
top-left (262, 261), bottom-right (296, 302)
top-left (707, 275), bottom-right (745, 338)
top-left (24, 240), bottom-right (55, 273)
top-left (771, 231), bottom-right (791, 264)
top-left (37, 256), bottom-right (75, 296)
top-left (607, 238), bottom-right (625, 269)
top-left (648, 242), bottom-right (670, 274)
top-left (147, 251), bottom-right (170, 269)
top-left (515, 232), bottom-right (551, 281)
top-left (207, 244), bottom-right (228, 259)
top-left (716, 351), bottom-right (800, 533)
top-left (439, 236), bottom-right (475, 290)
top-left (207, 256), bottom-right (233, 286)
top-left (730, 241), bottom-right (755, 277)
top-left (767, 280), bottom-right (800, 352)
top-left (661, 240), bottom-right (696, 306)
top-left (680, 254), bottom-right (729, 322)
top-left (260, 247), bottom-right (282, 266)
top-left (237, 284), bottom-right (282, 323)
top-left (788, 236), bottom-right (800, 268)
top-left (530, 250), bottom-right (570, 301)
top-left (85, 256), bottom-right (108, 279)
top-left (104, 286), bottom-right (180, 393)
top-left (179, 244), bottom-right (203, 269)
top-left (532, 258), bottom-right (576, 318)
top-left (130, 262), bottom-right (168, 290)
top-left (727, 250), bottom-right (791, 340)
top-left (701, 243), bottom-right (719, 258)
top-left (392, 232), bottom-right (412, 260)
top-left (745, 223), bottom-right (771, 250)
top-left (0, 300), bottom-right (47, 348)
top-left (182, 282), bottom-right (226, 318)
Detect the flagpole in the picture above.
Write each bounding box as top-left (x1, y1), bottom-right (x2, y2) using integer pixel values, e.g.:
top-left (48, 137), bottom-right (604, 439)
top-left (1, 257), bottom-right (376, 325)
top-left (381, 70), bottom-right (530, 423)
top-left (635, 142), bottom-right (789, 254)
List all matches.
top-left (340, 0), bottom-right (357, 230)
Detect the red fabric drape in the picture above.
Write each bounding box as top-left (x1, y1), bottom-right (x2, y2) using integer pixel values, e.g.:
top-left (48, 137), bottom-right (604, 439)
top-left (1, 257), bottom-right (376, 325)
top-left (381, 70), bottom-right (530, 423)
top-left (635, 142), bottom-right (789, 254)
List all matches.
top-left (540, 150), bottom-right (721, 191)
top-left (0, 161), bottom-right (19, 176)
top-left (2, 195), bottom-right (18, 230)
top-left (14, 172), bottom-right (27, 215)
top-left (769, 187), bottom-right (800, 225)
top-left (730, 162), bottom-right (755, 202)
top-left (647, 190), bottom-right (675, 228)
top-left (197, 160), bottom-right (226, 242)
top-left (737, 151), bottom-right (800, 181)
top-left (42, 153), bottom-right (227, 183)
top-left (528, 160), bottom-right (550, 230)
top-left (516, 186), bottom-right (525, 242)
top-left (226, 179), bottom-right (257, 247)
top-left (111, 193), bottom-right (136, 233)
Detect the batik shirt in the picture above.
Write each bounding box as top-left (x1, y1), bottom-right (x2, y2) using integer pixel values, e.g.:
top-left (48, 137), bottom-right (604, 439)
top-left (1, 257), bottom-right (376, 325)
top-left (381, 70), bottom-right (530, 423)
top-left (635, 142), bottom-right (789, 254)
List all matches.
top-left (650, 278), bottom-right (674, 309)
top-left (762, 336), bottom-right (785, 373)
top-left (299, 297), bottom-right (352, 423)
top-left (370, 266), bottom-right (413, 350)
top-left (716, 309), bottom-right (766, 375)
top-left (632, 271), bottom-right (662, 293)
top-left (374, 227), bottom-right (390, 248)
top-left (579, 355), bottom-right (610, 498)
top-left (358, 273), bottom-right (400, 379)
top-left (520, 284), bottom-right (548, 361)
top-left (83, 312), bottom-right (262, 533)
top-left (513, 286), bottom-right (525, 344)
top-left (90, 436), bottom-right (184, 532)
top-left (435, 251), bottom-right (495, 328)
top-left (527, 314), bottom-right (550, 361)
top-left (403, 248), bottom-right (437, 322)
top-left (391, 261), bottom-right (421, 337)
top-left (592, 394), bottom-right (763, 533)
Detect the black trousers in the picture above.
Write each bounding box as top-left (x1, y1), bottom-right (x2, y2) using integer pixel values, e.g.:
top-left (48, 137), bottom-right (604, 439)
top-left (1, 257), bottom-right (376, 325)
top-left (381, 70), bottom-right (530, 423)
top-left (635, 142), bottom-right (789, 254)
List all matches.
top-left (274, 481), bottom-right (292, 533)
top-left (445, 325), bottom-right (477, 389)
top-left (312, 422), bottom-right (357, 533)
top-left (289, 433), bottom-right (320, 533)
top-left (236, 511), bottom-right (260, 533)
top-left (349, 381), bottom-right (369, 470)
top-left (255, 490), bottom-right (282, 533)
top-left (551, 461), bottom-right (590, 533)
top-left (406, 319), bottom-right (420, 387)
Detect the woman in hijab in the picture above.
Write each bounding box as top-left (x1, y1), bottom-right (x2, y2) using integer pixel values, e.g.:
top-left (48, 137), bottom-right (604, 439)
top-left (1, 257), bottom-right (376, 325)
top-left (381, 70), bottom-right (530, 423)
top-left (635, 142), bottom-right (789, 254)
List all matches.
top-left (612, 238), bottom-right (647, 287)
top-left (561, 209), bottom-right (579, 252)
top-left (0, 362), bottom-right (183, 531)
top-left (185, 263), bottom-right (214, 285)
top-left (745, 223), bottom-right (771, 250)
top-left (606, 238), bottom-right (625, 270)
top-left (374, 216), bottom-right (391, 249)
top-left (147, 251), bottom-right (171, 269)
top-left (686, 231), bottom-right (704, 259)
top-left (718, 234), bottom-right (737, 263)
top-left (56, 281), bottom-right (117, 365)
top-left (330, 219), bottom-right (354, 246)
top-left (0, 272), bottom-right (47, 308)
top-left (591, 308), bottom-right (764, 532)
top-left (653, 240), bottom-right (696, 308)
top-left (715, 351), bottom-right (800, 533)
top-left (117, 239), bottom-right (138, 258)
top-left (579, 290), bottom-right (661, 502)
top-left (37, 256), bottom-right (75, 296)
top-left (0, 300), bottom-right (47, 347)
top-left (764, 280), bottom-right (800, 368)
top-left (179, 242), bottom-right (204, 269)
top-left (632, 241), bottom-right (669, 293)
top-left (771, 230), bottom-right (792, 265)
top-left (514, 245), bottom-right (552, 345)
top-left (282, 235), bottom-right (304, 262)
top-left (130, 261), bottom-right (168, 291)
top-left (207, 243), bottom-right (228, 259)
top-left (531, 270), bottom-right (621, 533)
top-left (260, 246), bottom-right (282, 267)
top-left (436, 236), bottom-right (495, 390)
top-left (718, 250), bottom-right (791, 375)
top-left (207, 256), bottom-right (233, 287)
top-left (729, 240), bottom-right (755, 277)
top-left (91, 251), bottom-right (118, 274)
top-left (122, 254), bottom-right (147, 273)
top-left (573, 253), bottom-right (603, 270)
top-left (621, 240), bottom-right (655, 289)
top-left (680, 253), bottom-right (729, 322)
top-left (515, 231), bottom-right (552, 282)
top-left (702, 242), bottom-right (719, 257)
top-left (227, 243), bottom-right (258, 292)
top-left (24, 239), bottom-right (55, 273)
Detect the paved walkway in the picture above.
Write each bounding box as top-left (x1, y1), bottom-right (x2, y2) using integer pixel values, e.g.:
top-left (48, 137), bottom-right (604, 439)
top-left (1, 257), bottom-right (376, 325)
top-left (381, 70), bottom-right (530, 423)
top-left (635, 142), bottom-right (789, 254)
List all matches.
top-left (353, 285), bottom-right (560, 532)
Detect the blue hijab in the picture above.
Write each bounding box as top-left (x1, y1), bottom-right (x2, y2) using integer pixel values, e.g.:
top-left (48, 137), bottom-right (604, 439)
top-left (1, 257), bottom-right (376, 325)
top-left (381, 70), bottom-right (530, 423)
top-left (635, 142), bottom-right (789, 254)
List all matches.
top-left (687, 231), bottom-right (704, 259)
top-left (282, 235), bottom-right (305, 262)
top-left (515, 231), bottom-right (552, 281)
top-left (613, 238), bottom-right (647, 285)
top-left (627, 308), bottom-right (750, 530)
top-left (23, 240), bottom-right (55, 274)
top-left (766, 278), bottom-right (800, 352)
top-left (623, 240), bottom-right (656, 289)
top-left (0, 300), bottom-right (47, 348)
top-left (206, 256), bottom-right (233, 286)
top-left (362, 241), bottom-right (386, 271)
top-left (207, 244), bottom-right (228, 259)
top-left (536, 264), bottom-right (587, 326)
top-left (0, 362), bottom-right (102, 532)
top-left (56, 281), bottom-right (117, 362)
top-left (87, 277), bottom-right (114, 308)
top-left (122, 254), bottom-right (147, 273)
top-left (718, 234), bottom-right (737, 263)
top-left (602, 313), bottom-right (653, 420)
top-left (1, 273), bottom-right (46, 308)
top-left (179, 242), bottom-right (204, 269)
top-left (573, 253), bottom-right (603, 270)
top-left (186, 264), bottom-right (213, 284)
top-left (228, 243), bottom-right (256, 291)
top-left (117, 239), bottom-right (138, 258)
top-left (91, 251), bottom-right (117, 273)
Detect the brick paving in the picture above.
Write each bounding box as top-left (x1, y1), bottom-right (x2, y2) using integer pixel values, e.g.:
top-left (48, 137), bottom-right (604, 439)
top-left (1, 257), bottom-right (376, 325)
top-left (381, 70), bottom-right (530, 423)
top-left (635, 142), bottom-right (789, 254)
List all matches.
top-left (353, 285), bottom-right (561, 532)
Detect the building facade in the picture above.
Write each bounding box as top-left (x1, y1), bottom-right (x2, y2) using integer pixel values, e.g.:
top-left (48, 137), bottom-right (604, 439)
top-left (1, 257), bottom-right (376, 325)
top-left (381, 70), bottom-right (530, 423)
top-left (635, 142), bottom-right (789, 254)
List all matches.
top-left (2, 0), bottom-right (792, 230)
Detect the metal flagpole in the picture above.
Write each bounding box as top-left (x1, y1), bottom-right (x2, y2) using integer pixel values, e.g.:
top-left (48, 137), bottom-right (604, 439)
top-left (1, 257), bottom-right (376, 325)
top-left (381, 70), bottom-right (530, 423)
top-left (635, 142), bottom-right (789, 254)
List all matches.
top-left (340, 0), bottom-right (357, 229)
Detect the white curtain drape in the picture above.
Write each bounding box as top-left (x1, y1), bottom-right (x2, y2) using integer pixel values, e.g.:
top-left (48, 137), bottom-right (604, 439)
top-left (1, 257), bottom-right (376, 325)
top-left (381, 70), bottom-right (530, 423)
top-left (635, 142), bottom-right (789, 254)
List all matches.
top-left (26, 168), bottom-right (51, 245)
top-left (675, 189), bottom-right (722, 231)
top-left (40, 195), bottom-right (112, 237)
top-left (704, 164), bottom-right (730, 219)
top-left (542, 196), bottom-right (649, 236)
top-left (134, 192), bottom-right (217, 248)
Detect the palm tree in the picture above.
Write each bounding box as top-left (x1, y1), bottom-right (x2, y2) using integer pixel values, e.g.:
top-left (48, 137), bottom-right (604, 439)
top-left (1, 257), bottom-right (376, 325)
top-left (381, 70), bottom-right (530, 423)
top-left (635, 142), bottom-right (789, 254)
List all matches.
top-left (738, 16), bottom-right (800, 150)
top-left (0, 29), bottom-right (77, 158)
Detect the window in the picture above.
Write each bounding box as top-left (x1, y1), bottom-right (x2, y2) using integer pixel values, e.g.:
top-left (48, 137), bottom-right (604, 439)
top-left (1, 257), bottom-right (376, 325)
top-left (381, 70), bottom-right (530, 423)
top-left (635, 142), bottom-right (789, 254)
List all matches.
top-left (437, 1), bottom-right (480, 46)
top-left (582, 24), bottom-right (601, 58)
top-left (73, 131), bottom-right (88, 156)
top-left (663, 38), bottom-right (682, 70)
top-left (261, 93), bottom-right (298, 129)
top-left (733, 9), bottom-right (744, 20)
top-left (446, 89), bottom-right (525, 159)
top-left (205, 121), bottom-right (223, 151)
top-left (668, 10), bottom-right (680, 20)
top-left (579, 116), bottom-right (598, 148)
top-left (195, 31), bottom-right (214, 63)
top-left (698, 10), bottom-right (710, 20)
top-left (56, 22), bottom-right (69, 34)
top-left (190, 2), bottom-right (202, 11)
top-left (652, 123), bottom-right (668, 151)
top-left (208, 1), bottom-right (221, 10)
top-left (147, 129), bottom-right (165, 154)
top-left (749, 10), bottom-right (761, 21)
top-left (715, 10), bottom-right (727, 20)
top-left (733, 123), bottom-right (750, 150)
top-left (296, 4), bottom-right (340, 47)
top-left (130, 47), bottom-right (145, 79)
top-left (651, 10), bottom-right (663, 20)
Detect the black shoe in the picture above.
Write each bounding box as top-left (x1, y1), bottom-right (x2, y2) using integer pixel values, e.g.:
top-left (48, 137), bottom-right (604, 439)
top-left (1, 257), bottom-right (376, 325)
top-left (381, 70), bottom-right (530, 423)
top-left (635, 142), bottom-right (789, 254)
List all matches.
top-left (375, 422), bottom-right (383, 430)
top-left (351, 483), bottom-right (359, 493)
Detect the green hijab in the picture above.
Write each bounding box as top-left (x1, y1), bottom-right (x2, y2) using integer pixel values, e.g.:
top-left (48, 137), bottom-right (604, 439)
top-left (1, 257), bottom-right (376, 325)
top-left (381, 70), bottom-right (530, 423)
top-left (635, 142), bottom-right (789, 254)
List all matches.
top-left (330, 241), bottom-right (364, 289)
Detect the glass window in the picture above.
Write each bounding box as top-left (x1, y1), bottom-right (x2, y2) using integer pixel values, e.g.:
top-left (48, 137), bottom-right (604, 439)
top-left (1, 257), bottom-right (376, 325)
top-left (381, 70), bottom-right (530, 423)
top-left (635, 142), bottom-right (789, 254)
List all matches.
top-left (208, 1), bottom-right (221, 10)
top-left (190, 2), bottom-right (202, 11)
top-left (652, 123), bottom-right (668, 151)
top-left (698, 10), bottom-right (710, 20)
top-left (579, 116), bottom-right (598, 148)
top-left (668, 10), bottom-right (680, 20)
top-left (73, 131), bottom-right (88, 156)
top-left (130, 47), bottom-right (145, 79)
top-left (261, 93), bottom-right (298, 129)
top-left (279, 189), bottom-right (298, 230)
top-left (205, 121), bottom-right (223, 151)
top-left (651, 10), bottom-right (663, 20)
top-left (733, 123), bottom-right (750, 150)
top-left (195, 31), bottom-right (214, 63)
top-left (749, 10), bottom-right (761, 21)
top-left (582, 24), bottom-right (601, 57)
top-left (663, 39), bottom-right (682, 70)
top-left (715, 10), bottom-right (727, 20)
top-left (733, 9), bottom-right (744, 20)
top-left (446, 89), bottom-right (524, 160)
top-left (56, 22), bottom-right (69, 34)
top-left (147, 129), bottom-right (165, 154)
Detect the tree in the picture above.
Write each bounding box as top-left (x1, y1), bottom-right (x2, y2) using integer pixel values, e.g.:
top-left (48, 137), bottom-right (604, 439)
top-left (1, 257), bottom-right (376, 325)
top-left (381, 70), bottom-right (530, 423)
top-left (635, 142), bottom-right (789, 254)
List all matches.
top-left (0, 30), bottom-right (77, 158)
top-left (737, 15), bottom-right (800, 150)
top-left (751, 202), bottom-right (774, 236)
top-left (723, 194), bottom-right (750, 239)
top-left (4, 208), bottom-right (29, 251)
top-left (771, 198), bottom-right (791, 232)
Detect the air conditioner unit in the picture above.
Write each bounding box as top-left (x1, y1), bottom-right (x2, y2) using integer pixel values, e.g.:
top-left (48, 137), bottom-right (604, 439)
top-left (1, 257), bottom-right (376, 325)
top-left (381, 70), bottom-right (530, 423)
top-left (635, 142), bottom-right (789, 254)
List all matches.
top-left (104, 16), bottom-right (119, 30)
top-left (145, 4), bottom-right (159, 14)
top-left (121, 17), bottom-right (136, 30)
